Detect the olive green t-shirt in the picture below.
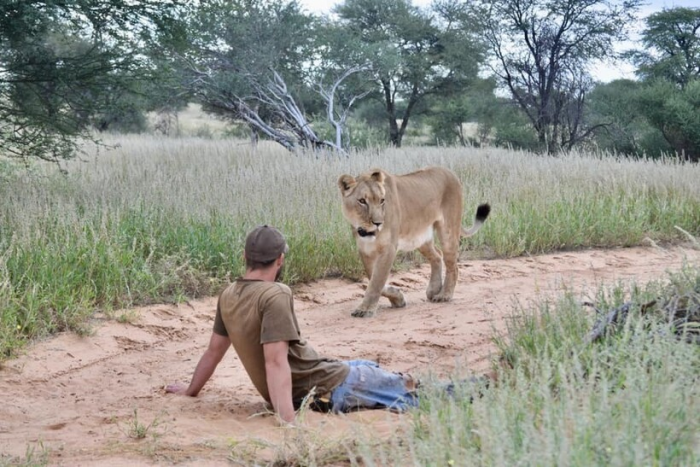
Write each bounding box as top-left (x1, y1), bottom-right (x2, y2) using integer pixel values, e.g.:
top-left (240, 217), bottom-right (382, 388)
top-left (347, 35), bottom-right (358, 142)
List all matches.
top-left (214, 279), bottom-right (349, 402)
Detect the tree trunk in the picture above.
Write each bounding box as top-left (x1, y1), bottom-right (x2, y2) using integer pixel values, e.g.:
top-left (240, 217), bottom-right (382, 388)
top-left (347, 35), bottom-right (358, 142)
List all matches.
top-left (536, 125), bottom-right (548, 152)
top-left (335, 124), bottom-right (343, 149)
top-left (396, 88), bottom-right (419, 148)
top-left (249, 126), bottom-right (259, 148)
top-left (382, 79), bottom-right (402, 147)
top-left (316, 65), bottom-right (370, 151)
top-left (389, 116), bottom-right (401, 147)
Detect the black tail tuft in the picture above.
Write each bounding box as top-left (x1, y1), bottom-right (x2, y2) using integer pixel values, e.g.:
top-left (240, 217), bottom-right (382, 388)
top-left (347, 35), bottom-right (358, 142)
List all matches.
top-left (475, 203), bottom-right (491, 222)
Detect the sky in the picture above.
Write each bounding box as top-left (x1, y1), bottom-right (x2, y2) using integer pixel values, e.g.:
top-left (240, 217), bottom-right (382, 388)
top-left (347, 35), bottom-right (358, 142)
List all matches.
top-left (298, 0), bottom-right (700, 83)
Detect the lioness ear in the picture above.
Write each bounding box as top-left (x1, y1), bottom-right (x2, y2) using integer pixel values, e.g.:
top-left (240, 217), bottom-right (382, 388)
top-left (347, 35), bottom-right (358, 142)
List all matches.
top-left (338, 174), bottom-right (357, 195)
top-left (369, 169), bottom-right (385, 184)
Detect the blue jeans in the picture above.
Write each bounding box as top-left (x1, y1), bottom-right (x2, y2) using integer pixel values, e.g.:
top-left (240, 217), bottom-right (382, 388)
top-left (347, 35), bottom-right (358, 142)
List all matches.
top-left (330, 360), bottom-right (419, 413)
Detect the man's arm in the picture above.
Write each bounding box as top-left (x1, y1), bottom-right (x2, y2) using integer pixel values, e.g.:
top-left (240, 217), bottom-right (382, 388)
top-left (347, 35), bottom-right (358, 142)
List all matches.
top-left (263, 340), bottom-right (295, 423)
top-left (166, 332), bottom-right (230, 396)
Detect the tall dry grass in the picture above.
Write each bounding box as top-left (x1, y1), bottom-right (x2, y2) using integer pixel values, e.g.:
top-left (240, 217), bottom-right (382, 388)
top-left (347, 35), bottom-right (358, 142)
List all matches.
top-left (1, 135), bottom-right (699, 356)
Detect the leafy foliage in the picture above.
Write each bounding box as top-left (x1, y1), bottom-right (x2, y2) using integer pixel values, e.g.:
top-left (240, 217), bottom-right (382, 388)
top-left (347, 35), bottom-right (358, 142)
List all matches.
top-left (174, 0), bottom-right (319, 140)
top-left (636, 79), bottom-right (700, 161)
top-left (632, 7), bottom-right (700, 88)
top-left (0, 1), bottom-right (185, 164)
top-left (332, 0), bottom-right (485, 147)
top-left (586, 79), bottom-right (671, 157)
top-left (625, 7), bottom-right (700, 160)
top-left (477, 0), bottom-right (643, 153)
top-left (1, 1), bottom-right (698, 163)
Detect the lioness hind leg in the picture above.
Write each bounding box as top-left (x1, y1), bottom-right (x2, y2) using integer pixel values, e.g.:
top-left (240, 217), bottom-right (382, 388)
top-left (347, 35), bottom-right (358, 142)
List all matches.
top-left (431, 227), bottom-right (460, 302)
top-left (418, 241), bottom-right (444, 301)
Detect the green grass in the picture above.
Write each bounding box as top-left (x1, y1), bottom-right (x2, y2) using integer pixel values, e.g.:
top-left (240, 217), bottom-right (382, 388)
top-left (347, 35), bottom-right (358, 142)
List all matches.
top-left (0, 441), bottom-right (49, 467)
top-left (1, 136), bottom-right (699, 357)
top-left (356, 267), bottom-right (700, 466)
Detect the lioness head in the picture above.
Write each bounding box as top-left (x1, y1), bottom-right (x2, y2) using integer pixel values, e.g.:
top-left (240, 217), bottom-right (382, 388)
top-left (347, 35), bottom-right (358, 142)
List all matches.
top-left (337, 169), bottom-right (387, 238)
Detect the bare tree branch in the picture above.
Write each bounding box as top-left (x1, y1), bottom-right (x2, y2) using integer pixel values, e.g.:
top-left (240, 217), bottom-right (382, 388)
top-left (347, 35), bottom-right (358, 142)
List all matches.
top-left (316, 65), bottom-right (371, 149)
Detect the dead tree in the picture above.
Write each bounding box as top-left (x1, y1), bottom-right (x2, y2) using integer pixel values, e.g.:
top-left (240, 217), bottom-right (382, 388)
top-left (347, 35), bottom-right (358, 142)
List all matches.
top-left (188, 65), bottom-right (342, 153)
top-left (316, 66), bottom-right (371, 150)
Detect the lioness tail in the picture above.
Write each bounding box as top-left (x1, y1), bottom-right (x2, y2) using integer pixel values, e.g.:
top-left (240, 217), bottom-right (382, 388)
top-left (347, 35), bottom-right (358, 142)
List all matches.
top-left (461, 203), bottom-right (491, 238)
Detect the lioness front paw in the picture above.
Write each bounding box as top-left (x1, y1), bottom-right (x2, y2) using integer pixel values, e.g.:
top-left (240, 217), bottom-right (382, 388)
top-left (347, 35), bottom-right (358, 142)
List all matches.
top-left (351, 307), bottom-right (376, 318)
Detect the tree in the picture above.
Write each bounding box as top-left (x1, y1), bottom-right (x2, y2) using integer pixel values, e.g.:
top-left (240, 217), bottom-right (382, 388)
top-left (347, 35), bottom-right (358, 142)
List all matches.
top-left (632, 7), bottom-right (700, 88)
top-left (628, 7), bottom-right (700, 160)
top-left (586, 79), bottom-right (670, 157)
top-left (172, 0), bottom-right (321, 148)
top-left (0, 1), bottom-right (185, 165)
top-left (316, 66), bottom-right (373, 149)
top-left (490, 102), bottom-right (541, 151)
top-left (476, 0), bottom-right (643, 153)
top-left (427, 78), bottom-right (498, 146)
top-left (212, 69), bottom-right (340, 151)
top-left (636, 80), bottom-right (700, 161)
top-left (332, 0), bottom-right (484, 147)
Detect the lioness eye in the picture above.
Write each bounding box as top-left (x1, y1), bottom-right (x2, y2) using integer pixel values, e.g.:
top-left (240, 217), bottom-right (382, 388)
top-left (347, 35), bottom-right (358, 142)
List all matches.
top-left (358, 198), bottom-right (367, 206)
top-left (380, 198), bottom-right (385, 205)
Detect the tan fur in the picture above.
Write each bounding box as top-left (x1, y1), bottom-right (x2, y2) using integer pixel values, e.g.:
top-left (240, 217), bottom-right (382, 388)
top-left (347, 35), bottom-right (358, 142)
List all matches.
top-left (338, 166), bottom-right (489, 318)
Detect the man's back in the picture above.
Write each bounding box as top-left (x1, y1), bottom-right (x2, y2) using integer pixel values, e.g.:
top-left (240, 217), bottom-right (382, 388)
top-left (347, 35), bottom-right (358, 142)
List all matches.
top-left (218, 279), bottom-right (348, 402)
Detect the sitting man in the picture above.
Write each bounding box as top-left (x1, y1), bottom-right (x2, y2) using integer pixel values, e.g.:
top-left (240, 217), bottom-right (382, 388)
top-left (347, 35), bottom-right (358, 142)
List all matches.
top-left (166, 225), bottom-right (420, 424)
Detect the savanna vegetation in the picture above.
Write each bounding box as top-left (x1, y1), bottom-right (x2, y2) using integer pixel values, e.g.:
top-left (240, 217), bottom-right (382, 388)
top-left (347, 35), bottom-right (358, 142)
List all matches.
top-left (1, 1), bottom-right (699, 161)
top-left (357, 267), bottom-right (699, 466)
top-left (1, 137), bottom-right (699, 358)
top-left (3, 135), bottom-right (699, 465)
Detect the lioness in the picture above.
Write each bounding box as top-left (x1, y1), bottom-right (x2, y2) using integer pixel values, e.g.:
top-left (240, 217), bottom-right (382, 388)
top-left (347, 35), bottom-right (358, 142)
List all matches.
top-left (338, 166), bottom-right (490, 317)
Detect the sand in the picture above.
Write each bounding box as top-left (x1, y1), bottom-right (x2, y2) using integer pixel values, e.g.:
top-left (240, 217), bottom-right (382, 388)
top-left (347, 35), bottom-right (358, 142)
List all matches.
top-left (1, 245), bottom-right (698, 466)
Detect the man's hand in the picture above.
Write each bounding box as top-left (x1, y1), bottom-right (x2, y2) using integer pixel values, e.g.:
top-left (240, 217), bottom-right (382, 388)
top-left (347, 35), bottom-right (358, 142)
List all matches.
top-left (165, 382), bottom-right (189, 395)
top-left (164, 332), bottom-right (230, 398)
top-left (277, 415), bottom-right (299, 429)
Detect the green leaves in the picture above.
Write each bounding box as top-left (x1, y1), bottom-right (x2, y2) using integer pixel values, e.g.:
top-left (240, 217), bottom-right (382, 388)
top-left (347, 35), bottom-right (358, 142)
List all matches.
top-left (637, 79), bottom-right (700, 161)
top-left (478, 0), bottom-right (645, 153)
top-left (331, 0), bottom-right (485, 146)
top-left (0, 1), bottom-right (186, 163)
top-left (637, 7), bottom-right (700, 87)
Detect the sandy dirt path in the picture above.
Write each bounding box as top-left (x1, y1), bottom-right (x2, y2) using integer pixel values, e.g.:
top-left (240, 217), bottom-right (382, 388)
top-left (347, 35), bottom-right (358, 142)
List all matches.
top-left (1, 246), bottom-right (698, 466)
